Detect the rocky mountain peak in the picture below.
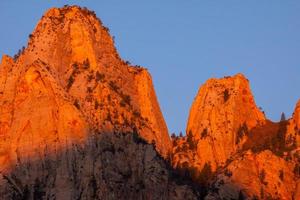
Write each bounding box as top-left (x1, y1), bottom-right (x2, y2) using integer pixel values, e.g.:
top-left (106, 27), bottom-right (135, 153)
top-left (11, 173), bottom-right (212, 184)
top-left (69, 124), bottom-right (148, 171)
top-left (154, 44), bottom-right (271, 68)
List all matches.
top-left (23, 5), bottom-right (118, 78)
top-left (187, 73), bottom-right (265, 138)
top-left (172, 74), bottom-right (300, 199)
top-left (1, 5), bottom-right (299, 200)
top-left (173, 74), bottom-right (266, 174)
top-left (0, 5), bottom-right (171, 171)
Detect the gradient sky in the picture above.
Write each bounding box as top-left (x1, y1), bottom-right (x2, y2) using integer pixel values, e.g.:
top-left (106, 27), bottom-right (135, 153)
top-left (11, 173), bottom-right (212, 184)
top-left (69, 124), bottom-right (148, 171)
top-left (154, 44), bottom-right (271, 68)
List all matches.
top-left (1, 1), bottom-right (300, 134)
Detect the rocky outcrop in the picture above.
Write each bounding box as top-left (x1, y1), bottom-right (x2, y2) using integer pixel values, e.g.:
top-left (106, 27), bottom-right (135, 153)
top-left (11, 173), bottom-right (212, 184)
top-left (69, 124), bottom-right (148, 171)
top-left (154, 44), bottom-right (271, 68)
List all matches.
top-left (1, 5), bottom-right (299, 200)
top-left (0, 5), bottom-right (171, 175)
top-left (206, 150), bottom-right (299, 200)
top-left (173, 74), bottom-right (265, 173)
top-left (134, 70), bottom-right (170, 156)
top-left (172, 74), bottom-right (300, 199)
top-left (0, 132), bottom-right (199, 200)
top-left (0, 59), bottom-right (88, 172)
top-left (286, 100), bottom-right (300, 150)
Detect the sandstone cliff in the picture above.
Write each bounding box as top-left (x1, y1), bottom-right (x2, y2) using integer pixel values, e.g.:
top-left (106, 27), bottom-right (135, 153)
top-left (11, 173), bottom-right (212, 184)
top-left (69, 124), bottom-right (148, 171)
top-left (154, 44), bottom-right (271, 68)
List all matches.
top-left (0, 5), bottom-right (171, 174)
top-left (1, 5), bottom-right (299, 200)
top-left (286, 100), bottom-right (300, 150)
top-left (206, 150), bottom-right (299, 200)
top-left (172, 74), bottom-right (300, 199)
top-left (0, 59), bottom-right (87, 173)
top-left (0, 132), bottom-right (199, 200)
top-left (203, 104), bottom-right (300, 199)
top-left (173, 74), bottom-right (266, 173)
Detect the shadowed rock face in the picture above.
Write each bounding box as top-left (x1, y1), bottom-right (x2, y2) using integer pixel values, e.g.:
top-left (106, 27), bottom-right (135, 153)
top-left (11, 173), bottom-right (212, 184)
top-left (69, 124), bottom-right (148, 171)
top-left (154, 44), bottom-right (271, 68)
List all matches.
top-left (0, 5), bottom-right (171, 172)
top-left (0, 132), bottom-right (199, 200)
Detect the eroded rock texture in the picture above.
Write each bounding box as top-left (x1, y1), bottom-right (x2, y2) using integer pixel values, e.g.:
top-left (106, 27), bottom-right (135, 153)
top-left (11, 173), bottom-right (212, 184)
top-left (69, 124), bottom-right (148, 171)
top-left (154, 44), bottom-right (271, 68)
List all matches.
top-left (206, 150), bottom-right (299, 200)
top-left (0, 132), bottom-right (199, 200)
top-left (0, 5), bottom-right (171, 174)
top-left (172, 74), bottom-right (265, 173)
top-left (172, 74), bottom-right (300, 199)
top-left (1, 5), bottom-right (299, 200)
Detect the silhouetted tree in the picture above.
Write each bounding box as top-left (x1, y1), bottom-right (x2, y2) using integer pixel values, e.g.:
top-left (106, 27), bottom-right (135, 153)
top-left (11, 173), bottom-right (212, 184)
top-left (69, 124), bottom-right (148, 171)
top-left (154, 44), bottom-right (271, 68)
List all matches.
top-left (13, 46), bottom-right (25, 61)
top-left (179, 132), bottom-right (183, 137)
top-left (171, 133), bottom-right (176, 139)
top-left (280, 112), bottom-right (286, 122)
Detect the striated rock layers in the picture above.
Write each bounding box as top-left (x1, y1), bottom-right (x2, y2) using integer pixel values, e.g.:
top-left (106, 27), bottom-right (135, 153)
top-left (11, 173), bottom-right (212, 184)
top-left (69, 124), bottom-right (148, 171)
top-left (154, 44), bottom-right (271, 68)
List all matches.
top-left (0, 5), bottom-right (171, 175)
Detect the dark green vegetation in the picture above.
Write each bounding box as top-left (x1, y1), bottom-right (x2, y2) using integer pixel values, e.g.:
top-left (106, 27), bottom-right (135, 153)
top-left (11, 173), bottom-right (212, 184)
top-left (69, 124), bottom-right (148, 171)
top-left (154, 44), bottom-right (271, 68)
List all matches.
top-left (186, 131), bottom-right (198, 150)
top-left (223, 89), bottom-right (230, 102)
top-left (236, 123), bottom-right (248, 144)
top-left (242, 120), bottom-right (294, 156)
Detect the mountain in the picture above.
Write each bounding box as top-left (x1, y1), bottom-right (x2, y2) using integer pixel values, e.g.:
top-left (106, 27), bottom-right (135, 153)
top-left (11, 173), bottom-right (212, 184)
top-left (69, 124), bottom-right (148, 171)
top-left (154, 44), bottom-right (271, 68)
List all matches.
top-left (0, 132), bottom-right (199, 199)
top-left (0, 5), bottom-right (299, 200)
top-left (172, 74), bottom-right (265, 172)
top-left (0, 5), bottom-right (171, 175)
top-left (172, 74), bottom-right (300, 199)
top-left (0, 5), bottom-right (191, 200)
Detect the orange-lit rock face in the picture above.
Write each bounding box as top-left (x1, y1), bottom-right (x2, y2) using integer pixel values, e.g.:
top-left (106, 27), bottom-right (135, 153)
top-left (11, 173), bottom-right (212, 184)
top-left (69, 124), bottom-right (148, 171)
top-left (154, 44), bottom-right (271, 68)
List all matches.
top-left (0, 5), bottom-right (171, 173)
top-left (207, 150), bottom-right (298, 200)
top-left (173, 74), bottom-right (266, 172)
top-left (24, 6), bottom-right (117, 76)
top-left (286, 100), bottom-right (300, 149)
top-left (2, 5), bottom-right (298, 199)
top-left (0, 60), bottom-right (87, 172)
top-left (134, 70), bottom-right (171, 154)
top-left (172, 73), bottom-right (300, 199)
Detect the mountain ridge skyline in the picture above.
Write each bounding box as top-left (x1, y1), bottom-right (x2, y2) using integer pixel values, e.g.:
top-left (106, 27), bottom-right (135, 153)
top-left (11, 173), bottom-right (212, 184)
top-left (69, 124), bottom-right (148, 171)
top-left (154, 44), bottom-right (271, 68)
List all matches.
top-left (1, 1), bottom-right (300, 134)
top-left (0, 5), bottom-right (299, 199)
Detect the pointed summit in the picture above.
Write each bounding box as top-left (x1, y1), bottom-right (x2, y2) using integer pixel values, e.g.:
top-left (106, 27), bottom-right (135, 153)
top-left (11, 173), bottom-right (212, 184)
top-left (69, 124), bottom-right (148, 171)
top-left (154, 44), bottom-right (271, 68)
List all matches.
top-left (0, 5), bottom-right (171, 170)
top-left (23, 6), bottom-right (119, 79)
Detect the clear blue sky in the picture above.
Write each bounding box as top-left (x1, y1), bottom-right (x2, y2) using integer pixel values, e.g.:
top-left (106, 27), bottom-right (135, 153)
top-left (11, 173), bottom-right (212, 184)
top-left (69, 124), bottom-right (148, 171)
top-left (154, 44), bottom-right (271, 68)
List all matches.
top-left (1, 1), bottom-right (300, 134)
